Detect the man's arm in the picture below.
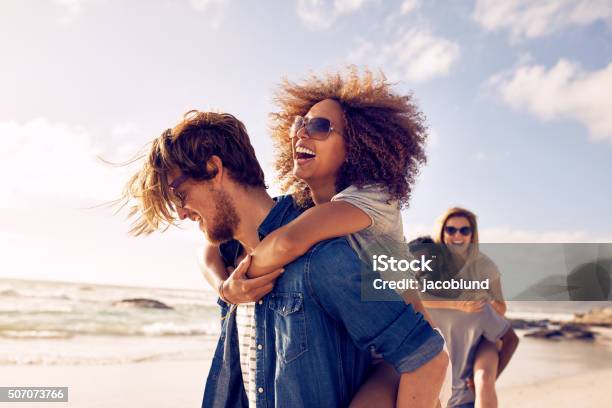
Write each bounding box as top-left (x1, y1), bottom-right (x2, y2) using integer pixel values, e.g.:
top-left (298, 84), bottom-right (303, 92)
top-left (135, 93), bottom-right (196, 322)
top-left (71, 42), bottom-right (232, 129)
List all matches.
top-left (200, 242), bottom-right (282, 304)
top-left (200, 242), bottom-right (229, 292)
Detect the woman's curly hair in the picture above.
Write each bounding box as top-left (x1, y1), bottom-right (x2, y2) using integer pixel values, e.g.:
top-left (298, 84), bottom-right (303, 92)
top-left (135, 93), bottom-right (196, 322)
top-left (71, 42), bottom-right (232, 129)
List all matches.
top-left (270, 66), bottom-right (428, 208)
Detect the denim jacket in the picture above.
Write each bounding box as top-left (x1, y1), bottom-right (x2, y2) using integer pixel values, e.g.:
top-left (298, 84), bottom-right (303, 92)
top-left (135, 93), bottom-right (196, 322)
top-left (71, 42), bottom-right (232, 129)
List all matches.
top-left (202, 195), bottom-right (444, 407)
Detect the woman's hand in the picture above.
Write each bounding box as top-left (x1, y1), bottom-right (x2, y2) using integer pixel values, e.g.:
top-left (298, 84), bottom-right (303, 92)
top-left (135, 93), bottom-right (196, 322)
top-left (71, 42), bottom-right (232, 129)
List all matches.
top-left (456, 300), bottom-right (486, 313)
top-left (220, 254), bottom-right (284, 304)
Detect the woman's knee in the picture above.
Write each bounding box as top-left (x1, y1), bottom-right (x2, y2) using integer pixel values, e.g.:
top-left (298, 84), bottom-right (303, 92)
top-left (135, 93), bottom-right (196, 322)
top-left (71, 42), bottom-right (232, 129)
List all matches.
top-left (473, 340), bottom-right (499, 372)
top-left (473, 368), bottom-right (496, 388)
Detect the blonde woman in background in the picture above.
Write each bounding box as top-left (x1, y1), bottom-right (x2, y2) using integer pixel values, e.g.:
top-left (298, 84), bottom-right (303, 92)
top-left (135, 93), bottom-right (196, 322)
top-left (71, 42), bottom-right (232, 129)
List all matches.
top-left (422, 207), bottom-right (518, 408)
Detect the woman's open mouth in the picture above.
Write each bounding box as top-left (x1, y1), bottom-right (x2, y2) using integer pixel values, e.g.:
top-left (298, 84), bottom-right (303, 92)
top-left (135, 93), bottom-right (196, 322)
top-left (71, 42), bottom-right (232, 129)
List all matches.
top-left (295, 145), bottom-right (316, 164)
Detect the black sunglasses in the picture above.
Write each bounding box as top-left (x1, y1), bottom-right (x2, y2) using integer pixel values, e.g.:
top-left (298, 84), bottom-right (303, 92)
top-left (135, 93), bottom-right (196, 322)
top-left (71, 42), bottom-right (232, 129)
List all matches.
top-left (289, 116), bottom-right (338, 140)
top-left (444, 226), bottom-right (472, 236)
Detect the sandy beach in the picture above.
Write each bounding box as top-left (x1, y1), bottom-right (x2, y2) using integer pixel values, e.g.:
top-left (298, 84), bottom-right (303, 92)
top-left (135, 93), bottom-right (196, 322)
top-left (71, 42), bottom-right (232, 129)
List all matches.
top-left (0, 361), bottom-right (209, 408)
top-left (2, 360), bottom-right (611, 408)
top-left (2, 333), bottom-right (611, 407)
top-left (496, 328), bottom-right (612, 407)
top-left (499, 367), bottom-right (612, 407)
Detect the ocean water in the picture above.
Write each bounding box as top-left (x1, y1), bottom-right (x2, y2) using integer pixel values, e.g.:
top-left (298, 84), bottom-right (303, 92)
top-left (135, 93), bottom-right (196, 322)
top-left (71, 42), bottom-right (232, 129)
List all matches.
top-left (0, 278), bottom-right (221, 365)
top-left (2, 278), bottom-right (610, 366)
top-left (506, 300), bottom-right (612, 321)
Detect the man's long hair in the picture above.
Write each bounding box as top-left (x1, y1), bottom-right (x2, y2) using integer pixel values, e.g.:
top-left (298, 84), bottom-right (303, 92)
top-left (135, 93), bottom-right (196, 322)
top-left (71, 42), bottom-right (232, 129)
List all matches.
top-left (120, 110), bottom-right (265, 235)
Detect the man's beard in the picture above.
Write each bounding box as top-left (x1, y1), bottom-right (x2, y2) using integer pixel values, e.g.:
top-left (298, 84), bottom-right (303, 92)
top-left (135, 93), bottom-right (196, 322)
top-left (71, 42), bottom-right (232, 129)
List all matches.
top-left (207, 189), bottom-right (240, 244)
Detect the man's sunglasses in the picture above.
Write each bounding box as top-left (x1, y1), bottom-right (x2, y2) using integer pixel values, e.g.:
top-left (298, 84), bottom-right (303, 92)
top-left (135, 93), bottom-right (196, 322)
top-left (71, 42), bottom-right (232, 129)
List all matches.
top-left (289, 116), bottom-right (338, 140)
top-left (169, 174), bottom-right (189, 208)
top-left (444, 226), bottom-right (472, 236)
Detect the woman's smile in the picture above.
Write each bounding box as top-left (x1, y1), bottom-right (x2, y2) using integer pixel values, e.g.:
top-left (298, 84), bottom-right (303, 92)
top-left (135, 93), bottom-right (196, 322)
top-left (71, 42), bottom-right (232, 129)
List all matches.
top-left (294, 144), bottom-right (317, 167)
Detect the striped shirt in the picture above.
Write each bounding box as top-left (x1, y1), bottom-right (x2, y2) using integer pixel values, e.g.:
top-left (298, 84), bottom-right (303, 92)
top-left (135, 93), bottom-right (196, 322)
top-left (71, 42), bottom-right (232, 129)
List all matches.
top-left (236, 302), bottom-right (257, 406)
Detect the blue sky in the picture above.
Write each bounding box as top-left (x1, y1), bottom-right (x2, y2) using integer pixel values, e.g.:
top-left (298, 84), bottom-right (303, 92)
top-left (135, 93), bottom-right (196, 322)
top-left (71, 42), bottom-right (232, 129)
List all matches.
top-left (1, 0), bottom-right (611, 289)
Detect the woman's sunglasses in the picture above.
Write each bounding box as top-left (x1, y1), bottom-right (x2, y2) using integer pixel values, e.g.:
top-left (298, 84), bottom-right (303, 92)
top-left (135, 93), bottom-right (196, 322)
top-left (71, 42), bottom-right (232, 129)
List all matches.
top-left (289, 116), bottom-right (337, 140)
top-left (444, 226), bottom-right (472, 236)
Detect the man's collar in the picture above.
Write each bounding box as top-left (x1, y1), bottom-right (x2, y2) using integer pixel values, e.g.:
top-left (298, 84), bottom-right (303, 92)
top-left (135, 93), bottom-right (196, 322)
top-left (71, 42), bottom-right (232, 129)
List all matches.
top-left (257, 195), bottom-right (295, 237)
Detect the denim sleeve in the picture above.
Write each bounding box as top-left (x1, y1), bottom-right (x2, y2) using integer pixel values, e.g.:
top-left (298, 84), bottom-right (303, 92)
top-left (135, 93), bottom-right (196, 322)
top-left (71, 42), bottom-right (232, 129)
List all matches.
top-left (305, 238), bottom-right (444, 373)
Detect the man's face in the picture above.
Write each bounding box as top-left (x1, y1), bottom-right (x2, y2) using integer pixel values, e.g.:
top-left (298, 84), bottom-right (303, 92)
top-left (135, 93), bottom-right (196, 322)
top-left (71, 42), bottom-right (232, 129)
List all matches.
top-left (167, 168), bottom-right (240, 244)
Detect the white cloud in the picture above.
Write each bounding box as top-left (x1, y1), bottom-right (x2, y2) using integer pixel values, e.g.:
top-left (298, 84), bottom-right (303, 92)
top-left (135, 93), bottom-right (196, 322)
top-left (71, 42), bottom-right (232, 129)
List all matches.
top-left (53, 0), bottom-right (85, 14)
top-left (188, 0), bottom-right (230, 29)
top-left (385, 29), bottom-right (460, 82)
top-left (475, 151), bottom-right (487, 161)
top-left (51, 0), bottom-right (228, 24)
top-left (350, 28), bottom-right (460, 83)
top-left (486, 59), bottom-right (612, 143)
top-left (0, 119), bottom-right (211, 289)
top-left (473, 0), bottom-right (612, 41)
top-left (52, 0), bottom-right (97, 24)
top-left (296, 0), bottom-right (373, 29)
top-left (334, 0), bottom-right (369, 13)
top-left (0, 118), bottom-right (139, 207)
top-left (297, 0), bottom-right (330, 29)
top-left (400, 0), bottom-right (420, 15)
top-left (189, 0), bottom-right (227, 12)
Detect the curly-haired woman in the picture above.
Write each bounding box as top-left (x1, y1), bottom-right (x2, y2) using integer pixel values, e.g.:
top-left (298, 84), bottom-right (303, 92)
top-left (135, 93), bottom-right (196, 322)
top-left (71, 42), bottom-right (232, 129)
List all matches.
top-left (201, 67), bottom-right (449, 407)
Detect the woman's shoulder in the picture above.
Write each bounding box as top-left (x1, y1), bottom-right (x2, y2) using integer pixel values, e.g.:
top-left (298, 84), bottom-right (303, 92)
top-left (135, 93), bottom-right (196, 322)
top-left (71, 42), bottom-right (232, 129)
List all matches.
top-left (475, 251), bottom-right (496, 266)
top-left (333, 184), bottom-right (400, 213)
top-left (333, 184), bottom-right (402, 237)
top-left (334, 183), bottom-right (390, 199)
top-left (472, 251), bottom-right (501, 278)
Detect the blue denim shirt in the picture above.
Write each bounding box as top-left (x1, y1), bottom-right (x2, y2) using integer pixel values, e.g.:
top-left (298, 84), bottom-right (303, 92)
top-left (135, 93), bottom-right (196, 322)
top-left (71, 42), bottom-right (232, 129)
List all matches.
top-left (202, 195), bottom-right (444, 408)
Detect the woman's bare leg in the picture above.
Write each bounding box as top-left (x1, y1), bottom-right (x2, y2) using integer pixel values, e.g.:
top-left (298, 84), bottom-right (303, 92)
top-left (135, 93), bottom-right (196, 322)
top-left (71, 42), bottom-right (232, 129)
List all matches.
top-left (349, 361), bottom-right (399, 408)
top-left (473, 339), bottom-right (499, 408)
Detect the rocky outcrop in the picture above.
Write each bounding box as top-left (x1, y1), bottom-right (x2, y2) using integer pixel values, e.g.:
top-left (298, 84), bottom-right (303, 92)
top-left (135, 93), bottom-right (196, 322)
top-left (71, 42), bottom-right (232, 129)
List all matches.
top-left (509, 319), bottom-right (549, 330)
top-left (524, 324), bottom-right (596, 341)
top-left (570, 307), bottom-right (612, 327)
top-left (514, 307), bottom-right (612, 341)
top-left (112, 298), bottom-right (173, 310)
